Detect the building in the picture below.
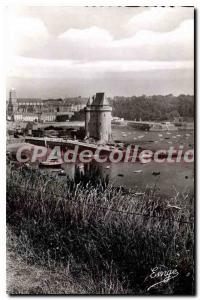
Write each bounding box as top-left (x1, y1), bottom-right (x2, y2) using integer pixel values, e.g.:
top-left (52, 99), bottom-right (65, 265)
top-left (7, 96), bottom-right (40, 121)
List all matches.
top-left (85, 92), bottom-right (112, 143)
top-left (7, 89), bottom-right (87, 122)
top-left (17, 98), bottom-right (44, 114)
top-left (7, 88), bottom-right (18, 119)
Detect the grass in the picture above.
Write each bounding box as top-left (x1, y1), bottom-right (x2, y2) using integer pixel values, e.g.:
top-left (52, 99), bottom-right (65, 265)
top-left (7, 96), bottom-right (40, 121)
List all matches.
top-left (6, 162), bottom-right (195, 295)
top-left (7, 228), bottom-right (87, 295)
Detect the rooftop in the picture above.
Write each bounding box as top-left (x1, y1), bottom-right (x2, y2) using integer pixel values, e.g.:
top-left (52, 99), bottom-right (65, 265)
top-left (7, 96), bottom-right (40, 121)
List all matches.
top-left (17, 98), bottom-right (42, 103)
top-left (91, 93), bottom-right (109, 106)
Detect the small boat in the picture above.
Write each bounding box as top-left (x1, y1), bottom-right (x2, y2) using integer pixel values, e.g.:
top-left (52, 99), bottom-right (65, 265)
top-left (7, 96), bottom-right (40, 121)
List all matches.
top-left (105, 165), bottom-right (110, 169)
top-left (39, 159), bottom-right (62, 168)
top-left (117, 174), bottom-right (124, 177)
top-left (58, 169), bottom-right (66, 176)
top-left (150, 122), bottom-right (177, 132)
top-left (133, 170), bottom-right (143, 173)
top-left (152, 171), bottom-right (160, 176)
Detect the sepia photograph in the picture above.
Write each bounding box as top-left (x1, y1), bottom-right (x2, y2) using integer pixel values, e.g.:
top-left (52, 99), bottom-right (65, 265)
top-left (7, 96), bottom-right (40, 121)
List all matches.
top-left (6, 5), bottom-right (195, 295)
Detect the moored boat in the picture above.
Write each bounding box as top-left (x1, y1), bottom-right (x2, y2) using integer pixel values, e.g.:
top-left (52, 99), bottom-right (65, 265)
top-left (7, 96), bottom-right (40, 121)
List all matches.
top-left (39, 159), bottom-right (62, 168)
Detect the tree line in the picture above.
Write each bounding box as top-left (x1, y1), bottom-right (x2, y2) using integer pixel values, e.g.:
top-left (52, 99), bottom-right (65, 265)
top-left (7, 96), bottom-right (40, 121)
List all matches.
top-left (110, 94), bottom-right (194, 121)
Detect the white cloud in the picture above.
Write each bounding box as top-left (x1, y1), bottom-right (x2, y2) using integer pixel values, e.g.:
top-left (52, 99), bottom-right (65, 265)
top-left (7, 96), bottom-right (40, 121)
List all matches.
top-left (127, 7), bottom-right (193, 33)
top-left (6, 11), bottom-right (49, 61)
top-left (10, 16), bottom-right (47, 37)
top-left (6, 7), bottom-right (194, 62)
top-left (6, 7), bottom-right (194, 96)
top-left (116, 19), bottom-right (194, 47)
top-left (59, 26), bottom-right (112, 45)
top-left (46, 19), bottom-right (193, 61)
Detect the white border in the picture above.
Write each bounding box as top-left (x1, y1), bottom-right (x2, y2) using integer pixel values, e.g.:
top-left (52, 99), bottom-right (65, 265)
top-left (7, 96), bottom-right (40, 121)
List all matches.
top-left (0, 1), bottom-right (198, 299)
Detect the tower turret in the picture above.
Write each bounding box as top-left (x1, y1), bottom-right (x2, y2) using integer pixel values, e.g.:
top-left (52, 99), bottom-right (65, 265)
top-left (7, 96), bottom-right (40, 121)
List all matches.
top-left (84, 92), bottom-right (112, 143)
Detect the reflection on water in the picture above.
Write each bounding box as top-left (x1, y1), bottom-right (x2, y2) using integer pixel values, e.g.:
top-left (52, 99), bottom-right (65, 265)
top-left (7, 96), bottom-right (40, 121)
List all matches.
top-left (62, 162), bottom-right (109, 189)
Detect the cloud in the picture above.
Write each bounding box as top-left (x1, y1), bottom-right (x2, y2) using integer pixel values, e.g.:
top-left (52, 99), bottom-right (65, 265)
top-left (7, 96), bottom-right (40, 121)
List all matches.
top-left (59, 26), bottom-right (112, 45)
top-left (6, 10), bottom-right (49, 60)
top-left (6, 6), bottom-right (194, 96)
top-left (127, 7), bottom-right (193, 33)
top-left (8, 55), bottom-right (193, 79)
top-left (45, 19), bottom-right (193, 61)
top-left (18, 6), bottom-right (147, 38)
top-left (6, 7), bottom-right (194, 62)
top-left (116, 19), bottom-right (194, 47)
top-left (11, 16), bottom-right (47, 37)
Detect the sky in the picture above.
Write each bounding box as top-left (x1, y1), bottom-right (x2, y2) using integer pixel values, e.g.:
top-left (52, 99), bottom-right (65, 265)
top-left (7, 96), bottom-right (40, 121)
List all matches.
top-left (5, 6), bottom-right (194, 98)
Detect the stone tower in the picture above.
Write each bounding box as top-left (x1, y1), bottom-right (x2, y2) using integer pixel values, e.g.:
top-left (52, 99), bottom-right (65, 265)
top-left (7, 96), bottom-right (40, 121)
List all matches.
top-left (85, 92), bottom-right (112, 143)
top-left (7, 88), bottom-right (18, 119)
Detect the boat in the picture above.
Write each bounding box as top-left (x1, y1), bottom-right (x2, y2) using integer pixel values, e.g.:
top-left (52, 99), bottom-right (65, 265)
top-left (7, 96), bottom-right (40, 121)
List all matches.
top-left (58, 169), bottom-right (66, 176)
top-left (105, 165), bottom-right (110, 169)
top-left (140, 160), bottom-right (149, 164)
top-left (117, 174), bottom-right (124, 177)
top-left (39, 159), bottom-right (62, 168)
top-left (150, 122), bottom-right (178, 132)
top-left (152, 171), bottom-right (160, 176)
top-left (133, 170), bottom-right (143, 173)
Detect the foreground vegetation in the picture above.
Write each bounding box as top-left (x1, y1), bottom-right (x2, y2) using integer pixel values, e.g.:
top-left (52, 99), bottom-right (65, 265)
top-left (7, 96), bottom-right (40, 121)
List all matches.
top-left (7, 163), bottom-right (195, 295)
